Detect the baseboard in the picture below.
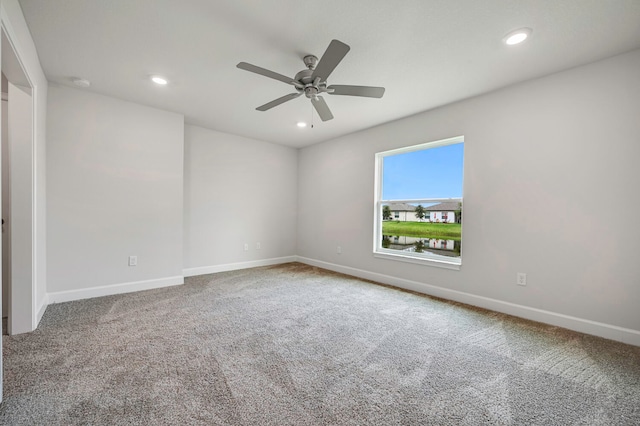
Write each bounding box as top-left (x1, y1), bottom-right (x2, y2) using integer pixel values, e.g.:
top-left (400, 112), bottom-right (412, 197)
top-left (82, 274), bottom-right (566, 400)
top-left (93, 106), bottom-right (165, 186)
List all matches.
top-left (183, 256), bottom-right (297, 277)
top-left (36, 295), bottom-right (48, 325)
top-left (47, 275), bottom-right (184, 304)
top-left (296, 256), bottom-right (640, 347)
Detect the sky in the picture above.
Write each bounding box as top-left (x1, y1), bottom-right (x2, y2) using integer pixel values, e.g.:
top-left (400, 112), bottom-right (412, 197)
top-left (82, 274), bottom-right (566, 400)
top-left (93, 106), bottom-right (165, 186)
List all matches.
top-left (382, 142), bottom-right (464, 200)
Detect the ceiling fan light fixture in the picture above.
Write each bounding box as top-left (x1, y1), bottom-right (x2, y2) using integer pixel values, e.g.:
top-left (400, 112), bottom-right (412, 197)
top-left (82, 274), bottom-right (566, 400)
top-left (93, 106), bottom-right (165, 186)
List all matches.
top-left (151, 75), bottom-right (168, 85)
top-left (297, 122), bottom-right (307, 128)
top-left (504, 28), bottom-right (532, 45)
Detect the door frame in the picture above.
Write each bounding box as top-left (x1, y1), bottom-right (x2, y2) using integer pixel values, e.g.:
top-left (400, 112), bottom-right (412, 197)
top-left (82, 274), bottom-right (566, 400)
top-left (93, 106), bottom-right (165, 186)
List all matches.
top-left (0, 1), bottom-right (40, 403)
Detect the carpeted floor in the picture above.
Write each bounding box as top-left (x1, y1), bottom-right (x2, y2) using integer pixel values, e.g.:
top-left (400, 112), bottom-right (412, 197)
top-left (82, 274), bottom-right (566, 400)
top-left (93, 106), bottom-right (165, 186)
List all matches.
top-left (1, 263), bottom-right (639, 425)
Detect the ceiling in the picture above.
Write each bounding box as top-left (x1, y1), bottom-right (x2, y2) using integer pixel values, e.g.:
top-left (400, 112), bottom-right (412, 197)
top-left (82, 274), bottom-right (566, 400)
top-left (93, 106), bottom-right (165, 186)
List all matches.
top-left (18, 0), bottom-right (640, 148)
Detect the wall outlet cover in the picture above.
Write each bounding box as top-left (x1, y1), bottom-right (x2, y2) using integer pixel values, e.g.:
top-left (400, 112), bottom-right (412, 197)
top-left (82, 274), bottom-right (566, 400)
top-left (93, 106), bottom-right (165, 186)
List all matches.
top-left (517, 272), bottom-right (527, 286)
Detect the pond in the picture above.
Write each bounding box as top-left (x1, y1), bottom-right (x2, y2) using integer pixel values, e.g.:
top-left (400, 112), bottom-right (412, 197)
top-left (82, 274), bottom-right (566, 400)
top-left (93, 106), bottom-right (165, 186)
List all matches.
top-left (382, 235), bottom-right (461, 258)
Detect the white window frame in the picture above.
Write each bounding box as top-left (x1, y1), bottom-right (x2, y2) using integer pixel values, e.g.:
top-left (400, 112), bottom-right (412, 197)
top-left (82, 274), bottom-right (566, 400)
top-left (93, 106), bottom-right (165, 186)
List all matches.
top-left (373, 136), bottom-right (464, 270)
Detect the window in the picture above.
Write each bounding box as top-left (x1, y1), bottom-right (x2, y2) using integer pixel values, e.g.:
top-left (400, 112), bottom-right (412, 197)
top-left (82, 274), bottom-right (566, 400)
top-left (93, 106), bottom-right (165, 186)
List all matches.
top-left (374, 136), bottom-right (464, 269)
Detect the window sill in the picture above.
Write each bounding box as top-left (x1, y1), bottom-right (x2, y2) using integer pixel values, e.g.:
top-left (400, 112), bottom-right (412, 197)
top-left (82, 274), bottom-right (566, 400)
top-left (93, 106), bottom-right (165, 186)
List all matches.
top-left (373, 251), bottom-right (461, 270)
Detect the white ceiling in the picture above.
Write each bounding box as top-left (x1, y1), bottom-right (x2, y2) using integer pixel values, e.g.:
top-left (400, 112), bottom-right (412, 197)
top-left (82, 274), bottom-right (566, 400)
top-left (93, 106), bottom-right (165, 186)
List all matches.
top-left (18, 0), bottom-right (640, 148)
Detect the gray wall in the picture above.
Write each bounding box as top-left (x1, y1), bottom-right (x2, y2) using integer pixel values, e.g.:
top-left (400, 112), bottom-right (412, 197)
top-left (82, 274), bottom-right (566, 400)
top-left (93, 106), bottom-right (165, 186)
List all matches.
top-left (183, 125), bottom-right (297, 272)
top-left (47, 85), bottom-right (184, 294)
top-left (297, 49), bottom-right (640, 334)
top-left (46, 97), bottom-right (299, 294)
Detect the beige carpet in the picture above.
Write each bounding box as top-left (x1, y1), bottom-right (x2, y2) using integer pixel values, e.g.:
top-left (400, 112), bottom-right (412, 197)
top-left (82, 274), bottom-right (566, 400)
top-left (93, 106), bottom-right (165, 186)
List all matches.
top-left (1, 263), bottom-right (639, 425)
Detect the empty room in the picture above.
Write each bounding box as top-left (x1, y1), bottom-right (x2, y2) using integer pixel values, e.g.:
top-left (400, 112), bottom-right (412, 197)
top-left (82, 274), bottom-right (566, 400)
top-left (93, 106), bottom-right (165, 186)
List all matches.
top-left (0, 0), bottom-right (639, 424)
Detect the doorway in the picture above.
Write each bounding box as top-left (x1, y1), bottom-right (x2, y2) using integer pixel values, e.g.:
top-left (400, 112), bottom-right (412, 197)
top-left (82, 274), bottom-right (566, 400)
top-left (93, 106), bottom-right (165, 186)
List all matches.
top-left (0, 10), bottom-right (39, 405)
top-left (1, 28), bottom-right (34, 336)
top-left (2, 76), bottom-right (34, 335)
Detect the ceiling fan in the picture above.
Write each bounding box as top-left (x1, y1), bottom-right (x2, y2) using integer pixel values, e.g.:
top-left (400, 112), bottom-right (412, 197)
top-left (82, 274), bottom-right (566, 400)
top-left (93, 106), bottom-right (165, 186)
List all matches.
top-left (237, 39), bottom-right (385, 122)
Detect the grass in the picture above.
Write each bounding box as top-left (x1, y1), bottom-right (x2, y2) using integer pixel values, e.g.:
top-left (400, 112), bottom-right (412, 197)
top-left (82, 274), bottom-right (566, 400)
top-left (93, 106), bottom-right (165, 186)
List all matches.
top-left (382, 221), bottom-right (461, 240)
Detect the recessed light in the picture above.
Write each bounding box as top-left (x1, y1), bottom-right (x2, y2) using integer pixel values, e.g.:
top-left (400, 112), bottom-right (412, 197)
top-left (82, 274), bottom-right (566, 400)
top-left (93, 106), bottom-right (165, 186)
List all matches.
top-left (297, 122), bottom-right (307, 128)
top-left (71, 77), bottom-right (91, 88)
top-left (503, 28), bottom-right (532, 45)
top-left (151, 76), bottom-right (168, 85)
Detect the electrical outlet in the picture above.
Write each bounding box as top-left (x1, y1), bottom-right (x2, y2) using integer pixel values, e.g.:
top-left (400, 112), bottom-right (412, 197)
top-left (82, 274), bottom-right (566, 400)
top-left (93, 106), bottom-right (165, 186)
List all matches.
top-left (337, 246), bottom-right (342, 254)
top-left (517, 272), bottom-right (527, 286)
top-left (129, 256), bottom-right (137, 266)
top-left (244, 243), bottom-right (249, 251)
top-left (256, 242), bottom-right (261, 250)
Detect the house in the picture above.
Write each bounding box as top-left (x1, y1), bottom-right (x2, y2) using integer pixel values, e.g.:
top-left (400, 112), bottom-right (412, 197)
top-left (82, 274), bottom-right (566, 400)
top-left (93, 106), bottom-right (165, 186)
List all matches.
top-left (386, 203), bottom-right (416, 221)
top-left (424, 201), bottom-right (461, 223)
top-left (1, 0), bottom-right (639, 409)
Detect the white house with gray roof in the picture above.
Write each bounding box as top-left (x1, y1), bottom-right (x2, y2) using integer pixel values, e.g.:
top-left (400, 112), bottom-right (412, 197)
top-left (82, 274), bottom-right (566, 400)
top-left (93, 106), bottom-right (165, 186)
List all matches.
top-left (386, 203), bottom-right (416, 221)
top-left (424, 202), bottom-right (461, 223)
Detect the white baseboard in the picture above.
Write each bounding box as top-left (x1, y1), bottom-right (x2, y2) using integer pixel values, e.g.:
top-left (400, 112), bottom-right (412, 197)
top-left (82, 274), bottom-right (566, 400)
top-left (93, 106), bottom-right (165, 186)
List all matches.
top-left (36, 295), bottom-right (48, 325)
top-left (296, 256), bottom-right (640, 347)
top-left (183, 256), bottom-right (297, 277)
top-left (47, 275), bottom-right (184, 304)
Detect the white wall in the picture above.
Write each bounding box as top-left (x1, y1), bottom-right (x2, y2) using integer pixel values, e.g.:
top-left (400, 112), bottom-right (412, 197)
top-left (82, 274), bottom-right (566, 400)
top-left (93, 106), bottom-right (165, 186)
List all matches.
top-left (183, 125), bottom-right (297, 275)
top-left (297, 49), bottom-right (640, 342)
top-left (429, 212), bottom-right (455, 223)
top-left (47, 85), bottom-right (184, 299)
top-left (398, 211), bottom-right (412, 222)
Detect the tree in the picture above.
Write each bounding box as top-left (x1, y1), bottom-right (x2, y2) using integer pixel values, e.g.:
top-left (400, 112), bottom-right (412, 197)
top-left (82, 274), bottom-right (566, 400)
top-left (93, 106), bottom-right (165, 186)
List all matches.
top-left (414, 204), bottom-right (426, 221)
top-left (454, 202), bottom-right (462, 224)
top-left (382, 205), bottom-right (391, 221)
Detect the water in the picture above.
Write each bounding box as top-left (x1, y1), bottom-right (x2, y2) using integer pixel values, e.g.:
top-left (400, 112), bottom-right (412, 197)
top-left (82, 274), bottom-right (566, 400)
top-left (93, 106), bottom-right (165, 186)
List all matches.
top-left (382, 235), bottom-right (461, 258)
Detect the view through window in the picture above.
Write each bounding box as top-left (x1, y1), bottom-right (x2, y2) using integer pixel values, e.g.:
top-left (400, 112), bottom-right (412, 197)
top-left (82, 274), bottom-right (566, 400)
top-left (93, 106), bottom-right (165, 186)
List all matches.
top-left (374, 136), bottom-right (464, 267)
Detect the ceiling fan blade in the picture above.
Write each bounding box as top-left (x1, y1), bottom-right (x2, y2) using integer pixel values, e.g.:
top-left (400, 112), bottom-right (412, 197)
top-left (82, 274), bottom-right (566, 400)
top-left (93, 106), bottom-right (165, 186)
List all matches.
top-left (311, 96), bottom-right (334, 121)
top-left (256, 93), bottom-right (301, 111)
top-left (327, 85), bottom-right (385, 98)
top-left (237, 62), bottom-right (300, 87)
top-left (311, 40), bottom-right (350, 81)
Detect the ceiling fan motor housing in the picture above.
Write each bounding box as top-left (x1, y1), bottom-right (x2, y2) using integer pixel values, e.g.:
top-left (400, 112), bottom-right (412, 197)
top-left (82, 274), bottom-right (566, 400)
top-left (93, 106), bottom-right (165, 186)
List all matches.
top-left (295, 68), bottom-right (315, 86)
top-left (298, 55), bottom-right (327, 98)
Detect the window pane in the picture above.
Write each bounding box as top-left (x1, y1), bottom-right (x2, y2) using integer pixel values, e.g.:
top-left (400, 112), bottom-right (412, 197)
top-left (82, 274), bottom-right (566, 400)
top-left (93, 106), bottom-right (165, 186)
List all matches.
top-left (382, 142), bottom-right (463, 200)
top-left (376, 138), bottom-right (464, 267)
